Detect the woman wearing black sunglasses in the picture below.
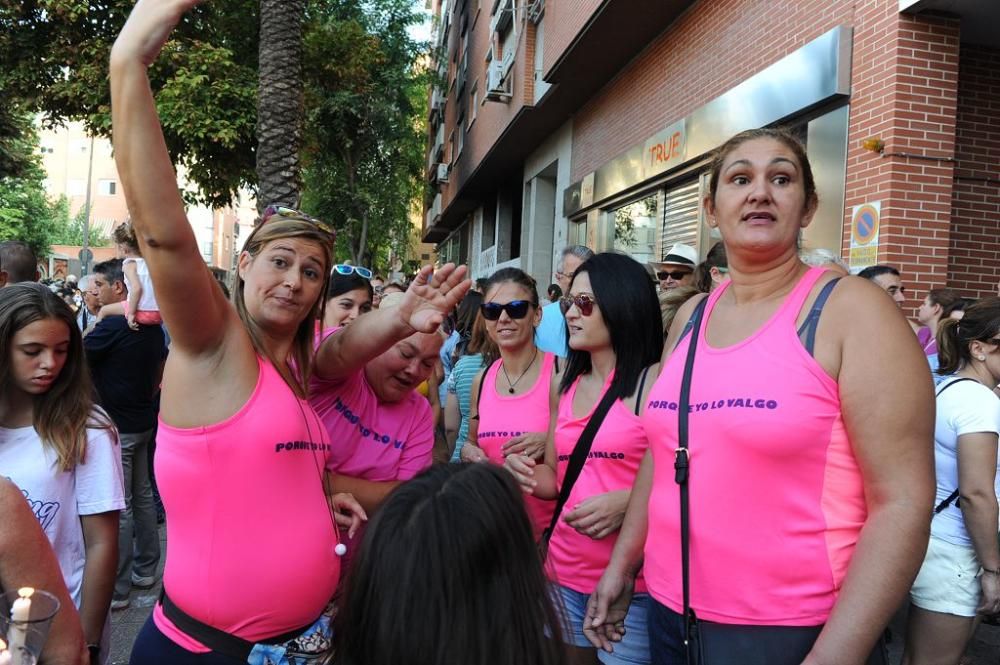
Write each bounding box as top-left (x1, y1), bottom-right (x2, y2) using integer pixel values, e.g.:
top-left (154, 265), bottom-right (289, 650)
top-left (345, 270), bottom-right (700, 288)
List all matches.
top-left (505, 252), bottom-right (663, 664)
top-left (463, 268), bottom-right (557, 540)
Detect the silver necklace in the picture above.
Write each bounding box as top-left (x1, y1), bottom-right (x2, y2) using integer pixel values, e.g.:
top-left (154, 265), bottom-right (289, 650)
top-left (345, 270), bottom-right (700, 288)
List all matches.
top-left (502, 348), bottom-right (538, 394)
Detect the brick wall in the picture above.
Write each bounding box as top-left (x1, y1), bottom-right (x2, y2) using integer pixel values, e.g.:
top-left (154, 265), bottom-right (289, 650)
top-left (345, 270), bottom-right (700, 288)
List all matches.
top-left (844, 10), bottom-right (959, 313)
top-left (948, 44), bottom-right (1000, 298)
top-left (541, 0), bottom-right (604, 78)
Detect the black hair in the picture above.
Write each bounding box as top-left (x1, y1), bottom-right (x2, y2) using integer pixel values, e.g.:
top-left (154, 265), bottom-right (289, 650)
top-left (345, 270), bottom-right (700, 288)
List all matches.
top-left (0, 241), bottom-right (38, 283)
top-left (484, 267), bottom-right (539, 306)
top-left (857, 265), bottom-right (900, 281)
top-left (334, 463), bottom-right (569, 665)
top-left (693, 241), bottom-right (727, 293)
top-left (454, 290), bottom-right (484, 339)
top-left (936, 297), bottom-right (1000, 376)
top-left (560, 253), bottom-right (664, 398)
top-left (547, 283), bottom-right (563, 299)
top-left (326, 272), bottom-right (374, 302)
top-left (92, 258), bottom-right (125, 287)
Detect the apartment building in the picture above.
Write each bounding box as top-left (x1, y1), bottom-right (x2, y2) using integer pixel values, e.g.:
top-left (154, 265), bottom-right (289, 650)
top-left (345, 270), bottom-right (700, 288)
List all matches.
top-left (423, 0), bottom-right (1000, 304)
top-left (37, 121), bottom-right (246, 279)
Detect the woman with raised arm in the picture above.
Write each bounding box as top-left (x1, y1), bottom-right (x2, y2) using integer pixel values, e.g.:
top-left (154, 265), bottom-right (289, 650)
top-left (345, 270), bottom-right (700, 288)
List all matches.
top-left (585, 128), bottom-right (935, 665)
top-left (110, 3), bottom-right (368, 663)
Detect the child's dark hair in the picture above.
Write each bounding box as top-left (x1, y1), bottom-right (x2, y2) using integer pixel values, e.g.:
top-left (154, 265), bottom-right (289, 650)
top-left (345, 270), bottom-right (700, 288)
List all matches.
top-left (560, 252), bottom-right (664, 398)
top-left (936, 297), bottom-right (1000, 376)
top-left (334, 463), bottom-right (569, 665)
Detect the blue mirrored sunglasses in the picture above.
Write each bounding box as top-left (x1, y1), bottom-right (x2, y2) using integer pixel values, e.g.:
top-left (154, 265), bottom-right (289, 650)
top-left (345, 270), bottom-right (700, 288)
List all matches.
top-left (333, 264), bottom-right (373, 280)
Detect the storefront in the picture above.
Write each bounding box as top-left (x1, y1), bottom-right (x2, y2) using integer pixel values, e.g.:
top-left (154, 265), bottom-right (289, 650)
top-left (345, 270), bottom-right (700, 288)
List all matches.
top-left (563, 26), bottom-right (852, 267)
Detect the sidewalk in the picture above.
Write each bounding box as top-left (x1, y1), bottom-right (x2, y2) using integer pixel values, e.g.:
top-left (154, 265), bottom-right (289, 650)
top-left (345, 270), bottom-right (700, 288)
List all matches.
top-left (109, 525), bottom-right (166, 665)
top-left (109, 525), bottom-right (1000, 663)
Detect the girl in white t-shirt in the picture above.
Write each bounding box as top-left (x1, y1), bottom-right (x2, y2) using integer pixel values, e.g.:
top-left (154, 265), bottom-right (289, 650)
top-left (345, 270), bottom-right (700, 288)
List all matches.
top-left (99, 220), bottom-right (162, 330)
top-left (0, 283), bottom-right (125, 665)
top-left (903, 296), bottom-right (1000, 665)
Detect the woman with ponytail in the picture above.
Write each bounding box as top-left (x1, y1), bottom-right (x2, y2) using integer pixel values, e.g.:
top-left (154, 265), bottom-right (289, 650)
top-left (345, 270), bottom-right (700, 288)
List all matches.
top-left (902, 297), bottom-right (1000, 665)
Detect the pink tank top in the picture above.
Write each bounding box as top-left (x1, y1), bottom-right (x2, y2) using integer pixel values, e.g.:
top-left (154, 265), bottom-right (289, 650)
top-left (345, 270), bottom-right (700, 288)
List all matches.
top-left (153, 357), bottom-right (340, 652)
top-left (547, 373), bottom-right (649, 594)
top-left (643, 267), bottom-right (865, 626)
top-left (477, 351), bottom-right (557, 540)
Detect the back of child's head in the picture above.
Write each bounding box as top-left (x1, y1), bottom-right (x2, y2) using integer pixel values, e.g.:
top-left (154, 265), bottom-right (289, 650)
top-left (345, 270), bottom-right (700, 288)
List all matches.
top-left (334, 463), bottom-right (569, 665)
top-left (112, 219), bottom-right (141, 255)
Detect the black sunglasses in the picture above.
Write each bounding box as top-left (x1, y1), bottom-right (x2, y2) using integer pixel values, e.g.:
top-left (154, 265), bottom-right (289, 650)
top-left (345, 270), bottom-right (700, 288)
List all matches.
top-left (480, 300), bottom-right (532, 320)
top-left (559, 294), bottom-right (596, 316)
top-left (657, 270), bottom-right (692, 281)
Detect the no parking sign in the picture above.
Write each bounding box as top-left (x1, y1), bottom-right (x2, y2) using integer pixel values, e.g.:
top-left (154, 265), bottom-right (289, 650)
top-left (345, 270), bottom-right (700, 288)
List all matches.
top-left (848, 201), bottom-right (880, 274)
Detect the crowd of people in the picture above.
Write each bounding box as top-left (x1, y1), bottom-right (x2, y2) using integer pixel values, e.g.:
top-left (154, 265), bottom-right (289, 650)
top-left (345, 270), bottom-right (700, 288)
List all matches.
top-left (1, 2), bottom-right (999, 665)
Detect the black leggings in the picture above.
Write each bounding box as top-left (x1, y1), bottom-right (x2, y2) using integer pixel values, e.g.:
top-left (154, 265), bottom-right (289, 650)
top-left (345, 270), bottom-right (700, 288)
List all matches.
top-left (648, 598), bottom-right (888, 665)
top-left (129, 616), bottom-right (246, 665)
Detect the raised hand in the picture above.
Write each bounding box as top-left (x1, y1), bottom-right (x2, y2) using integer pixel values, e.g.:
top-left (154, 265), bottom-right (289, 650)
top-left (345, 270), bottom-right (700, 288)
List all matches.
top-left (111, 0), bottom-right (207, 67)
top-left (395, 264), bottom-right (471, 333)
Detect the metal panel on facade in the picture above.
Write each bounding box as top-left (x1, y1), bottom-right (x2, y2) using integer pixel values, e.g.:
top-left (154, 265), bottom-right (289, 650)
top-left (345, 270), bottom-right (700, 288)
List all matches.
top-left (659, 180), bottom-right (702, 260)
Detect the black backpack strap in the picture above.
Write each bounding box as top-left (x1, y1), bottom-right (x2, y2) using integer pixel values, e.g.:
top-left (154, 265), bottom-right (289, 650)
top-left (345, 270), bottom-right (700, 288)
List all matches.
top-left (675, 296), bottom-right (708, 653)
top-left (931, 377), bottom-right (979, 515)
top-left (471, 358), bottom-right (498, 420)
top-left (796, 277), bottom-right (841, 356)
top-left (539, 380), bottom-right (622, 555)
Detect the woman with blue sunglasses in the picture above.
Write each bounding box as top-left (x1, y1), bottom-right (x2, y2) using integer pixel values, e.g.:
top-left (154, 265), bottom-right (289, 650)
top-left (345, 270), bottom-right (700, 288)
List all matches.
top-left (323, 266), bottom-right (374, 329)
top-left (463, 267), bottom-right (557, 540)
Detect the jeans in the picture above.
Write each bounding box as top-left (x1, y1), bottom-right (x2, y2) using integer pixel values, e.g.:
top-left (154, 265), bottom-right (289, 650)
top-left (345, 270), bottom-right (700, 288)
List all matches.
top-left (130, 617), bottom-right (245, 665)
top-left (552, 584), bottom-right (650, 664)
top-left (114, 428), bottom-right (161, 599)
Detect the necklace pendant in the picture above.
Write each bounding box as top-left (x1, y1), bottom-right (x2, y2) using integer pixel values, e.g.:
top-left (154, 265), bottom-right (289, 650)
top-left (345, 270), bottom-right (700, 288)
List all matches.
top-left (508, 387), bottom-right (515, 394)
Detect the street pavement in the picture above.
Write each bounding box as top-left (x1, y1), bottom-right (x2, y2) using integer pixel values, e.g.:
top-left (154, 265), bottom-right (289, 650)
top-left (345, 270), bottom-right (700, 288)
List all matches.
top-left (109, 525), bottom-right (1000, 663)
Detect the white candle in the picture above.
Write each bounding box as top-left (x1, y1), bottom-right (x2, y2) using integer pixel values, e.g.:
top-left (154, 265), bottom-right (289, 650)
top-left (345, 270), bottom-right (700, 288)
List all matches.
top-left (7, 588), bottom-right (32, 665)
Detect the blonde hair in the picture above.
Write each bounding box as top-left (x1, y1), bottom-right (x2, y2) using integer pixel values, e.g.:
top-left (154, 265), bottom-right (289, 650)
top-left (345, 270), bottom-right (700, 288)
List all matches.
top-left (0, 284), bottom-right (115, 471)
top-left (659, 286), bottom-right (701, 336)
top-left (112, 219), bottom-right (141, 254)
top-left (233, 215), bottom-right (334, 397)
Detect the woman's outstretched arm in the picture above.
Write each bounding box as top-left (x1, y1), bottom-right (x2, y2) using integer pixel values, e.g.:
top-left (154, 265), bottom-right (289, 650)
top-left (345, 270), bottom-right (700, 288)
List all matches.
top-left (110, 0), bottom-right (231, 356)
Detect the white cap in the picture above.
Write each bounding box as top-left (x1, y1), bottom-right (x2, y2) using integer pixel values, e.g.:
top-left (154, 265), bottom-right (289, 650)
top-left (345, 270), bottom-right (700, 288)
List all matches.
top-left (649, 243), bottom-right (698, 271)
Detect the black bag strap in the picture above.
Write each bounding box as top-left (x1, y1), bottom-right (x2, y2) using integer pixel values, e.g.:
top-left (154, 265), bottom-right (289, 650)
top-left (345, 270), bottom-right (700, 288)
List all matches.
top-left (634, 365), bottom-right (652, 417)
top-left (540, 379), bottom-right (623, 552)
top-left (675, 296), bottom-right (708, 653)
top-left (159, 590), bottom-right (314, 660)
top-left (932, 377), bottom-right (979, 515)
top-left (471, 358), bottom-right (498, 420)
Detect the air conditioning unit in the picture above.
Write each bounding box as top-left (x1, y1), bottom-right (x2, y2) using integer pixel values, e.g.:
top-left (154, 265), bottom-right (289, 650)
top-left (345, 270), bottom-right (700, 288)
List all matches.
top-left (485, 60), bottom-right (510, 102)
top-left (436, 163), bottom-right (450, 183)
top-left (432, 90), bottom-right (445, 113)
top-left (491, 0), bottom-right (513, 34)
top-left (527, 0), bottom-right (544, 24)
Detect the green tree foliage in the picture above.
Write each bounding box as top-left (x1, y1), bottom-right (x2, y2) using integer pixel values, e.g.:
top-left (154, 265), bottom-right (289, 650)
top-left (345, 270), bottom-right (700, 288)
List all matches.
top-left (51, 206), bottom-right (112, 247)
top-left (0, 120), bottom-right (68, 258)
top-left (0, 0), bottom-right (259, 207)
top-left (301, 0), bottom-right (428, 268)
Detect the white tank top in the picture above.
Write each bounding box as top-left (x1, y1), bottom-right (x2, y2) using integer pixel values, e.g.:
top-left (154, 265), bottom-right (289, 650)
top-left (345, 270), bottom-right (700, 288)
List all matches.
top-left (123, 257), bottom-right (159, 312)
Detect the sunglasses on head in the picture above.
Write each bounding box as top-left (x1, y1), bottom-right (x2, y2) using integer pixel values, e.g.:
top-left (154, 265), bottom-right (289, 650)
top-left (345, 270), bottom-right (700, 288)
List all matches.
top-left (480, 300), bottom-right (533, 320)
top-left (333, 264), bottom-right (373, 280)
top-left (260, 204), bottom-right (336, 235)
top-left (657, 270), bottom-right (692, 281)
top-left (559, 294), bottom-right (596, 316)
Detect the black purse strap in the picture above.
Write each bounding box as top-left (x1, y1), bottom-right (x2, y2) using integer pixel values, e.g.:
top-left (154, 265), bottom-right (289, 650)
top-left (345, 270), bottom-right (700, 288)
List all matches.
top-left (540, 378), bottom-right (623, 551)
top-left (932, 377), bottom-right (979, 515)
top-left (675, 296), bottom-right (708, 651)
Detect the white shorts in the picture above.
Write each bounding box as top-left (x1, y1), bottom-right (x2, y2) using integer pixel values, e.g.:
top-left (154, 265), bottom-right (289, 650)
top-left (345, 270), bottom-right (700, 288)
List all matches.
top-left (909, 535), bottom-right (983, 617)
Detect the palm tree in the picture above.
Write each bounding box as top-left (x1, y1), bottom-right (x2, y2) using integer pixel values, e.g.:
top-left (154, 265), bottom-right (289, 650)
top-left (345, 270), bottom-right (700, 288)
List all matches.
top-left (256, 0), bottom-right (307, 211)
